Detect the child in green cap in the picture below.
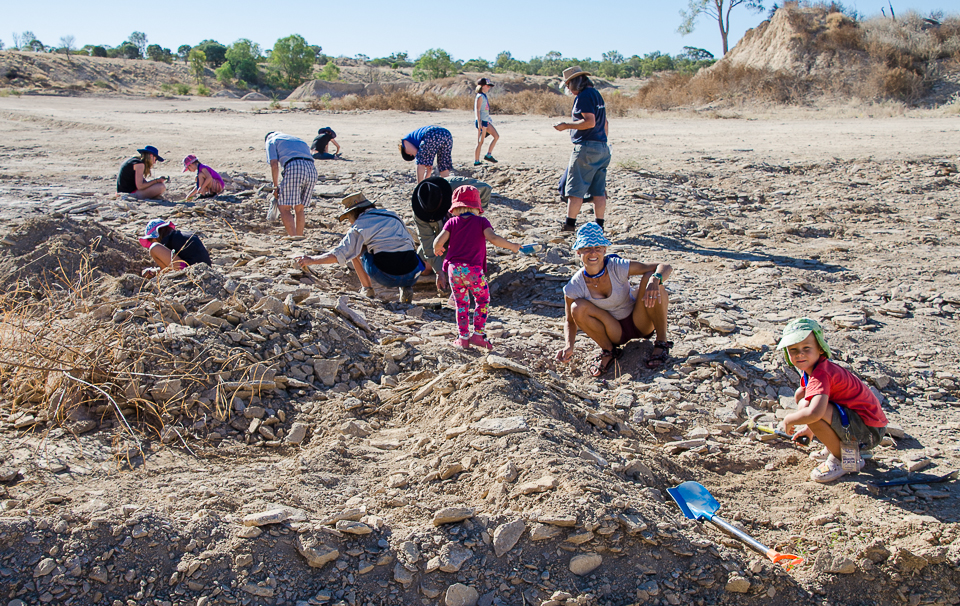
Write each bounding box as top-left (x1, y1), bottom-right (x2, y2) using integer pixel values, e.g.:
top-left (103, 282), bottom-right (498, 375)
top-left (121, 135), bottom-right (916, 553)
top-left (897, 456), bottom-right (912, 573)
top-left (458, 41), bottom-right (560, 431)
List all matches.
top-left (776, 318), bottom-right (888, 483)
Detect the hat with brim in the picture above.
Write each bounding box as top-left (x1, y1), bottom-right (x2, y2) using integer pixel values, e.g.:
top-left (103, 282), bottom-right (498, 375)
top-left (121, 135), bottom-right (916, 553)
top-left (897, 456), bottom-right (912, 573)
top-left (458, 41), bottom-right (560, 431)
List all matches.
top-left (337, 192), bottom-right (376, 221)
top-left (777, 317), bottom-right (832, 367)
top-left (571, 222), bottom-right (611, 251)
top-left (137, 145), bottom-right (164, 162)
top-left (411, 177), bottom-right (453, 222)
top-left (477, 78), bottom-right (495, 87)
top-left (561, 65), bottom-right (591, 86)
top-left (139, 218), bottom-right (174, 248)
top-left (182, 154), bottom-right (198, 172)
top-left (449, 185), bottom-right (483, 214)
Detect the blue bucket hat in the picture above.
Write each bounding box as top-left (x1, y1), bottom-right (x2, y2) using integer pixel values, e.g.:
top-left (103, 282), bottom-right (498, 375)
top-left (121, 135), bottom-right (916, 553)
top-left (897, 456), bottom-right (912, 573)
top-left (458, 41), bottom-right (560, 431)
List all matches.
top-left (571, 222), bottom-right (612, 251)
top-left (137, 145), bottom-right (165, 162)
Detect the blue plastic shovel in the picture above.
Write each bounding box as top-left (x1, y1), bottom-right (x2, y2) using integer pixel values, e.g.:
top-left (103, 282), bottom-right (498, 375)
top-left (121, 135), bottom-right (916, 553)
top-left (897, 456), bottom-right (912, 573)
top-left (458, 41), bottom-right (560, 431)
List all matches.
top-left (667, 481), bottom-right (803, 570)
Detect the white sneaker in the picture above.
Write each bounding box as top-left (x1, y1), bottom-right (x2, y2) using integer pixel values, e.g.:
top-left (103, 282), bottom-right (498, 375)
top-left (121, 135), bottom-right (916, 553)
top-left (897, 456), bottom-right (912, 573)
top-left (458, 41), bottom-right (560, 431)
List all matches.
top-left (810, 454), bottom-right (864, 483)
top-left (359, 286), bottom-right (375, 298)
top-left (810, 447), bottom-right (830, 462)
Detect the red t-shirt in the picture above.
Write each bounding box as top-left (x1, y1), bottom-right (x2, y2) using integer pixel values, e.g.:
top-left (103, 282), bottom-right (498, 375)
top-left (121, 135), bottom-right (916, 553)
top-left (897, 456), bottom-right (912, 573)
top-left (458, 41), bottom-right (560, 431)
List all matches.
top-left (441, 213), bottom-right (492, 273)
top-left (802, 357), bottom-right (887, 427)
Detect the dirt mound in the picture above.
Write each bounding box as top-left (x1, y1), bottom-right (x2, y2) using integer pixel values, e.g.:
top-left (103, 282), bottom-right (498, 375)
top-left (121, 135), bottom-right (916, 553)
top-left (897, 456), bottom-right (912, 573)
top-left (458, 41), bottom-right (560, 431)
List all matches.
top-left (0, 216), bottom-right (146, 295)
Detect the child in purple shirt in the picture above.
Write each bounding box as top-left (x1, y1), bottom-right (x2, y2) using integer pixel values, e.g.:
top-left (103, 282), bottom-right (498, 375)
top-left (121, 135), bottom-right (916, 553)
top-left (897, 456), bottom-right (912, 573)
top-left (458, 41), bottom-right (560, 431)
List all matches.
top-left (433, 186), bottom-right (521, 349)
top-left (182, 154), bottom-right (224, 201)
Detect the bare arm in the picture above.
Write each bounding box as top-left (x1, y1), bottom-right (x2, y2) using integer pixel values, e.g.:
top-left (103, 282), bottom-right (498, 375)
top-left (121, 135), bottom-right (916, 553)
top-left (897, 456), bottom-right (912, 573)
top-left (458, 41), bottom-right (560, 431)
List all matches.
top-left (295, 252), bottom-right (338, 267)
top-left (627, 261), bottom-right (672, 281)
top-left (556, 296), bottom-right (578, 361)
top-left (781, 394), bottom-right (829, 435)
top-left (483, 227), bottom-right (520, 253)
top-left (270, 159), bottom-right (280, 199)
top-left (332, 138), bottom-right (341, 154)
top-left (134, 163), bottom-right (165, 191)
top-left (432, 230), bottom-right (451, 257)
top-left (553, 111), bottom-right (596, 132)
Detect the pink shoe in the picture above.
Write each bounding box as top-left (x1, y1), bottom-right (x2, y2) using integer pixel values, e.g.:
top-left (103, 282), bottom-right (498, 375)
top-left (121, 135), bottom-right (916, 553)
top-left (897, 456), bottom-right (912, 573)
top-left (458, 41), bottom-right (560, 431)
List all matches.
top-left (468, 333), bottom-right (493, 350)
top-left (453, 336), bottom-right (471, 349)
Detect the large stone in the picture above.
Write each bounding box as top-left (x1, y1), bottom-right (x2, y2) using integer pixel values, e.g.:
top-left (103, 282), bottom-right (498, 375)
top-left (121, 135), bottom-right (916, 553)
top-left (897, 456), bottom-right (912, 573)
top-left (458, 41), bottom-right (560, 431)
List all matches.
top-left (394, 562), bottom-right (415, 586)
top-left (518, 476), bottom-right (557, 495)
top-left (286, 422), bottom-right (309, 445)
top-left (471, 416), bottom-right (528, 437)
top-left (336, 520), bottom-right (372, 535)
top-left (295, 535), bottom-right (339, 568)
top-left (34, 558), bottom-right (56, 577)
top-left (529, 523), bottom-right (562, 541)
top-left (243, 508), bottom-right (288, 527)
top-left (445, 583), bottom-right (479, 606)
top-left (493, 519), bottom-right (526, 557)
top-left (314, 359), bottom-right (341, 387)
top-left (432, 507), bottom-right (475, 525)
top-left (569, 553), bottom-right (602, 576)
top-left (340, 419), bottom-right (372, 437)
top-left (438, 543), bottom-right (472, 573)
top-left (827, 556), bottom-right (857, 574)
top-left (483, 355), bottom-right (531, 376)
top-left (725, 575), bottom-right (750, 593)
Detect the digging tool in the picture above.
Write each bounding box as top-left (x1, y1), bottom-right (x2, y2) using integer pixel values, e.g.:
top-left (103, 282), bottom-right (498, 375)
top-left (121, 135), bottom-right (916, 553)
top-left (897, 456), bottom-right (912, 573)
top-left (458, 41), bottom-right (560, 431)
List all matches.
top-left (667, 481), bottom-right (804, 570)
top-left (519, 243), bottom-right (545, 256)
top-left (869, 469), bottom-right (958, 488)
top-left (742, 413), bottom-right (810, 446)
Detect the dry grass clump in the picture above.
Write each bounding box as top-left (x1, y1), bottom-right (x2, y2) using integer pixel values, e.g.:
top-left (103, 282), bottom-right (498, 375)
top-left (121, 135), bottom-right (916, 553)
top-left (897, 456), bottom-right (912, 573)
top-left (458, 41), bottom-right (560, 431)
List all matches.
top-left (490, 90), bottom-right (569, 116)
top-left (309, 89), bottom-right (569, 116)
top-left (628, 64), bottom-right (812, 109)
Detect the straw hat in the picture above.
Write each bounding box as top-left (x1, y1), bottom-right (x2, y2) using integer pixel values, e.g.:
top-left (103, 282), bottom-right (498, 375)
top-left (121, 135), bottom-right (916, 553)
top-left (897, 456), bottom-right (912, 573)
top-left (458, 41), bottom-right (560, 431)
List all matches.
top-left (337, 192), bottom-right (375, 221)
top-left (561, 65), bottom-right (591, 86)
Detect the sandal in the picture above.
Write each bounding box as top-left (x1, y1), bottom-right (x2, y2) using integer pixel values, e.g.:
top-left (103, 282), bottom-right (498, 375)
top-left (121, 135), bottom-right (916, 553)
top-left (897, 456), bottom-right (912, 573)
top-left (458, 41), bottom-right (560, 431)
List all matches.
top-left (589, 347), bottom-right (622, 377)
top-left (646, 340), bottom-right (674, 369)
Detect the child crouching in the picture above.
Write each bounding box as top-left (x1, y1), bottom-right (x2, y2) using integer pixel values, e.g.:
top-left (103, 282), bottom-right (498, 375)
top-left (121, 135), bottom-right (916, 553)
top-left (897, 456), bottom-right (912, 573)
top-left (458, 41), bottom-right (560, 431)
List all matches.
top-left (433, 185), bottom-right (520, 350)
top-left (776, 318), bottom-right (887, 483)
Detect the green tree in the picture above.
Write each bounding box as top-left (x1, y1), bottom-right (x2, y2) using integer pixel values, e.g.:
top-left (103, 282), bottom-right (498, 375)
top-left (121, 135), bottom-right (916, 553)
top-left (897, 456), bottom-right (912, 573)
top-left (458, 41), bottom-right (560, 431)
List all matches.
top-left (128, 32), bottom-right (147, 58)
top-left (225, 39), bottom-right (262, 84)
top-left (146, 44), bottom-right (173, 63)
top-left (89, 45), bottom-right (108, 57)
top-left (413, 48), bottom-right (457, 80)
top-left (319, 61), bottom-right (340, 81)
top-left (177, 45), bottom-right (192, 61)
top-left (189, 48), bottom-right (207, 84)
top-left (118, 42), bottom-right (140, 59)
top-left (22, 32), bottom-right (44, 52)
top-left (678, 0), bottom-right (764, 55)
top-left (195, 40), bottom-right (227, 67)
top-left (270, 34), bottom-right (314, 88)
top-left (461, 58), bottom-right (491, 72)
top-left (215, 63), bottom-right (235, 84)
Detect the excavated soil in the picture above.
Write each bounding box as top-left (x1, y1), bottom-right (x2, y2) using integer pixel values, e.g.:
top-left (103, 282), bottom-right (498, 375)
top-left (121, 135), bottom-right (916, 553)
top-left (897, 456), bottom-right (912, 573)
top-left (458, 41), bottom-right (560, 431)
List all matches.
top-left (0, 96), bottom-right (958, 606)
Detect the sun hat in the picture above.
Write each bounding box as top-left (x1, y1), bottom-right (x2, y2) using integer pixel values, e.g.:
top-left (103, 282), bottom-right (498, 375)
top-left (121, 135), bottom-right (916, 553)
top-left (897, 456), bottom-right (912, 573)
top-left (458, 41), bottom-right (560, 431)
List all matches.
top-left (777, 317), bottom-right (832, 367)
top-left (411, 177), bottom-right (453, 223)
top-left (139, 219), bottom-right (174, 248)
top-left (136, 145), bottom-right (165, 162)
top-left (476, 77), bottom-right (495, 87)
top-left (571, 222), bottom-right (611, 251)
top-left (449, 185), bottom-right (483, 214)
top-left (337, 192), bottom-right (376, 222)
top-left (181, 154), bottom-right (198, 172)
top-left (561, 65), bottom-right (591, 86)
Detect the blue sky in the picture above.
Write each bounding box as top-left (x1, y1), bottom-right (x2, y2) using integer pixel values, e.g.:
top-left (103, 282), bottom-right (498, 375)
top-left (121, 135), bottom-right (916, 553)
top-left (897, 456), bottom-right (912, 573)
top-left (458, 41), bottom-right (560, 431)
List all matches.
top-left (3, 1), bottom-right (953, 62)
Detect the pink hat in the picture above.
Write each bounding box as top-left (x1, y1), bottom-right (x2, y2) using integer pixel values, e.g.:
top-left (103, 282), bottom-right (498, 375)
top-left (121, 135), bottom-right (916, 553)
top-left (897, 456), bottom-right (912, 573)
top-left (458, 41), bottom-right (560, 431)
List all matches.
top-left (450, 185), bottom-right (483, 214)
top-left (182, 154), bottom-right (198, 172)
top-left (139, 219), bottom-right (175, 248)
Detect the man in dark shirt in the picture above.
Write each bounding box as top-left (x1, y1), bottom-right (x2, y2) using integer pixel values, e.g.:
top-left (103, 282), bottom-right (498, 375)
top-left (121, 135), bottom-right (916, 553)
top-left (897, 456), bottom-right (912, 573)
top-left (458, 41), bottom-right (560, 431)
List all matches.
top-left (312, 127), bottom-right (341, 160)
top-left (553, 66), bottom-right (610, 233)
top-left (138, 219), bottom-right (212, 278)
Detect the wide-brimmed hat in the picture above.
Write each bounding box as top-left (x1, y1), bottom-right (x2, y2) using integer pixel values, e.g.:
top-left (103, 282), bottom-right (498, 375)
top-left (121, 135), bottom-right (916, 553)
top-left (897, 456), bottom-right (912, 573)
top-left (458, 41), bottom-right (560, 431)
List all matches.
top-left (411, 177), bottom-right (453, 222)
top-left (571, 222), bottom-right (611, 251)
top-left (777, 317), bottom-right (832, 367)
top-left (139, 218), bottom-right (174, 248)
top-left (337, 192), bottom-right (376, 221)
top-left (561, 65), bottom-right (591, 86)
top-left (137, 145), bottom-right (164, 162)
top-left (449, 185), bottom-right (483, 214)
top-left (476, 77), bottom-right (495, 87)
top-left (182, 154), bottom-right (198, 172)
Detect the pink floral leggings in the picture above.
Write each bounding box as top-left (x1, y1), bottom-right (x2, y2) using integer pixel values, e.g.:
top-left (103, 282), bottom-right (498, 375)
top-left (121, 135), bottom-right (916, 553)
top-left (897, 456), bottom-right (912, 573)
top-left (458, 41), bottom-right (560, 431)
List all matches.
top-left (447, 263), bottom-right (490, 337)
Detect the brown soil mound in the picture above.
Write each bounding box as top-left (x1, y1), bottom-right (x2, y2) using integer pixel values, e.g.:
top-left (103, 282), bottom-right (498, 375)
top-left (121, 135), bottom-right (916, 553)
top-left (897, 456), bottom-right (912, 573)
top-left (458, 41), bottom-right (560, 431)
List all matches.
top-left (0, 216), bottom-right (147, 295)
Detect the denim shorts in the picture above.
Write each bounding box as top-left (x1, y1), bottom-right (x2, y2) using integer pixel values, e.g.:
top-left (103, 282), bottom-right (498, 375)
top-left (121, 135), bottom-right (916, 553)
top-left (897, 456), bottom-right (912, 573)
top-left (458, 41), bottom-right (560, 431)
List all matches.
top-left (361, 252), bottom-right (424, 288)
top-left (565, 141), bottom-right (611, 199)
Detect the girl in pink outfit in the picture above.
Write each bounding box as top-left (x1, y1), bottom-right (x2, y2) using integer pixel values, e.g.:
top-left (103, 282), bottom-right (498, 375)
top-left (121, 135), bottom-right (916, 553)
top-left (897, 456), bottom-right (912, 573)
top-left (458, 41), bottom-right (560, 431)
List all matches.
top-left (433, 185), bottom-right (520, 349)
top-left (182, 154), bottom-right (224, 201)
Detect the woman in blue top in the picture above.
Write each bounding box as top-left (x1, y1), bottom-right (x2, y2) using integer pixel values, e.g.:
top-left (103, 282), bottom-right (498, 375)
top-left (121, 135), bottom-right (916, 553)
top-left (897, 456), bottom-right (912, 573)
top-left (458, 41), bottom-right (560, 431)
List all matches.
top-left (399, 125), bottom-right (453, 183)
top-left (474, 78), bottom-right (499, 166)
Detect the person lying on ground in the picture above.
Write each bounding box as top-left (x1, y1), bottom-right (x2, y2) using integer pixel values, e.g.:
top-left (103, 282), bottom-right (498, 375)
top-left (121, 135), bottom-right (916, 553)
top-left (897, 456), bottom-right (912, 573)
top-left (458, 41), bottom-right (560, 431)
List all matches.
top-left (399, 125), bottom-right (453, 183)
top-left (776, 317), bottom-right (888, 483)
top-left (432, 185), bottom-right (521, 350)
top-left (555, 222), bottom-right (672, 376)
top-left (411, 176), bottom-right (493, 295)
top-left (295, 193), bottom-right (423, 304)
top-left (182, 154), bottom-right (224, 201)
top-left (117, 145), bottom-right (168, 200)
top-left (265, 131), bottom-right (317, 237)
top-left (138, 218), bottom-right (211, 278)
top-left (553, 66), bottom-right (610, 233)
top-left (312, 127), bottom-right (341, 160)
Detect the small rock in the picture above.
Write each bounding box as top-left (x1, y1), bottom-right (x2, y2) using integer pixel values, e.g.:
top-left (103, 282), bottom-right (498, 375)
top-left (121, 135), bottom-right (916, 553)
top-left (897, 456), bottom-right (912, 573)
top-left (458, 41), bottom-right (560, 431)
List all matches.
top-left (518, 476), bottom-right (557, 495)
top-left (827, 556), bottom-right (857, 574)
top-left (394, 562), bottom-right (415, 586)
top-left (445, 583), bottom-right (479, 606)
top-left (492, 519), bottom-right (526, 557)
top-left (725, 575), bottom-right (751, 593)
top-left (529, 523), bottom-right (562, 541)
top-left (471, 416), bottom-right (528, 437)
top-left (243, 508), bottom-right (288, 527)
top-left (569, 553), bottom-right (602, 576)
top-left (438, 543), bottom-right (472, 572)
top-left (295, 535), bottom-right (339, 568)
top-left (286, 422), bottom-right (309, 445)
top-left (34, 558), bottom-right (56, 577)
top-left (538, 514), bottom-right (577, 527)
top-left (336, 520), bottom-right (372, 535)
top-left (432, 507), bottom-right (475, 526)
top-left (496, 461), bottom-right (518, 483)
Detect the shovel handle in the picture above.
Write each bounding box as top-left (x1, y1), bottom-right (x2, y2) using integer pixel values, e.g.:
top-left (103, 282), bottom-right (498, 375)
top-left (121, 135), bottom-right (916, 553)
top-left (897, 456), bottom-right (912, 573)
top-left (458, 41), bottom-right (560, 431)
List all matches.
top-left (707, 516), bottom-right (803, 569)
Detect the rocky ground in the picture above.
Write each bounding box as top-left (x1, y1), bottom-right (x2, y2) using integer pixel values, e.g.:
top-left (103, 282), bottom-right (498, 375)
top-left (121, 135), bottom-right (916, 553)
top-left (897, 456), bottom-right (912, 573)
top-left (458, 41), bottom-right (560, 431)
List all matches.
top-left (0, 97), bottom-right (958, 606)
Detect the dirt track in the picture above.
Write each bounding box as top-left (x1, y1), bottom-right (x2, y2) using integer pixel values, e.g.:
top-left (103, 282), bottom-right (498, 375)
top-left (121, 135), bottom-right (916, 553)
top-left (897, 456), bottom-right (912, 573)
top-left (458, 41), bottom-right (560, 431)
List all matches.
top-left (0, 96), bottom-right (959, 606)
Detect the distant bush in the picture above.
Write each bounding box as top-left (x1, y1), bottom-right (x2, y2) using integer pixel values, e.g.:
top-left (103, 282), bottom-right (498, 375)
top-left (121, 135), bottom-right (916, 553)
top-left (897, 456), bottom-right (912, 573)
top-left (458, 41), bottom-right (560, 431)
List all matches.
top-left (197, 84), bottom-right (211, 96)
top-left (94, 80), bottom-right (111, 88)
top-left (175, 83), bottom-right (191, 95)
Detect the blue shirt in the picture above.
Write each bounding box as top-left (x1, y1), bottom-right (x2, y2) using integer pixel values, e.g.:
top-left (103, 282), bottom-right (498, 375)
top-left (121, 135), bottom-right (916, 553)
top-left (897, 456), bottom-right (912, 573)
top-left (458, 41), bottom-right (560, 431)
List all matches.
top-left (402, 125), bottom-right (439, 148)
top-left (570, 87), bottom-right (607, 145)
top-left (265, 133), bottom-right (314, 166)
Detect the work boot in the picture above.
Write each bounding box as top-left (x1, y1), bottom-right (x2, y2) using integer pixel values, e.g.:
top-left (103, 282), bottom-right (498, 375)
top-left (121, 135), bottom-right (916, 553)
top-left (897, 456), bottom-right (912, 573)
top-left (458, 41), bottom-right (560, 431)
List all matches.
top-left (359, 286), bottom-right (375, 298)
top-left (399, 286), bottom-right (413, 304)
